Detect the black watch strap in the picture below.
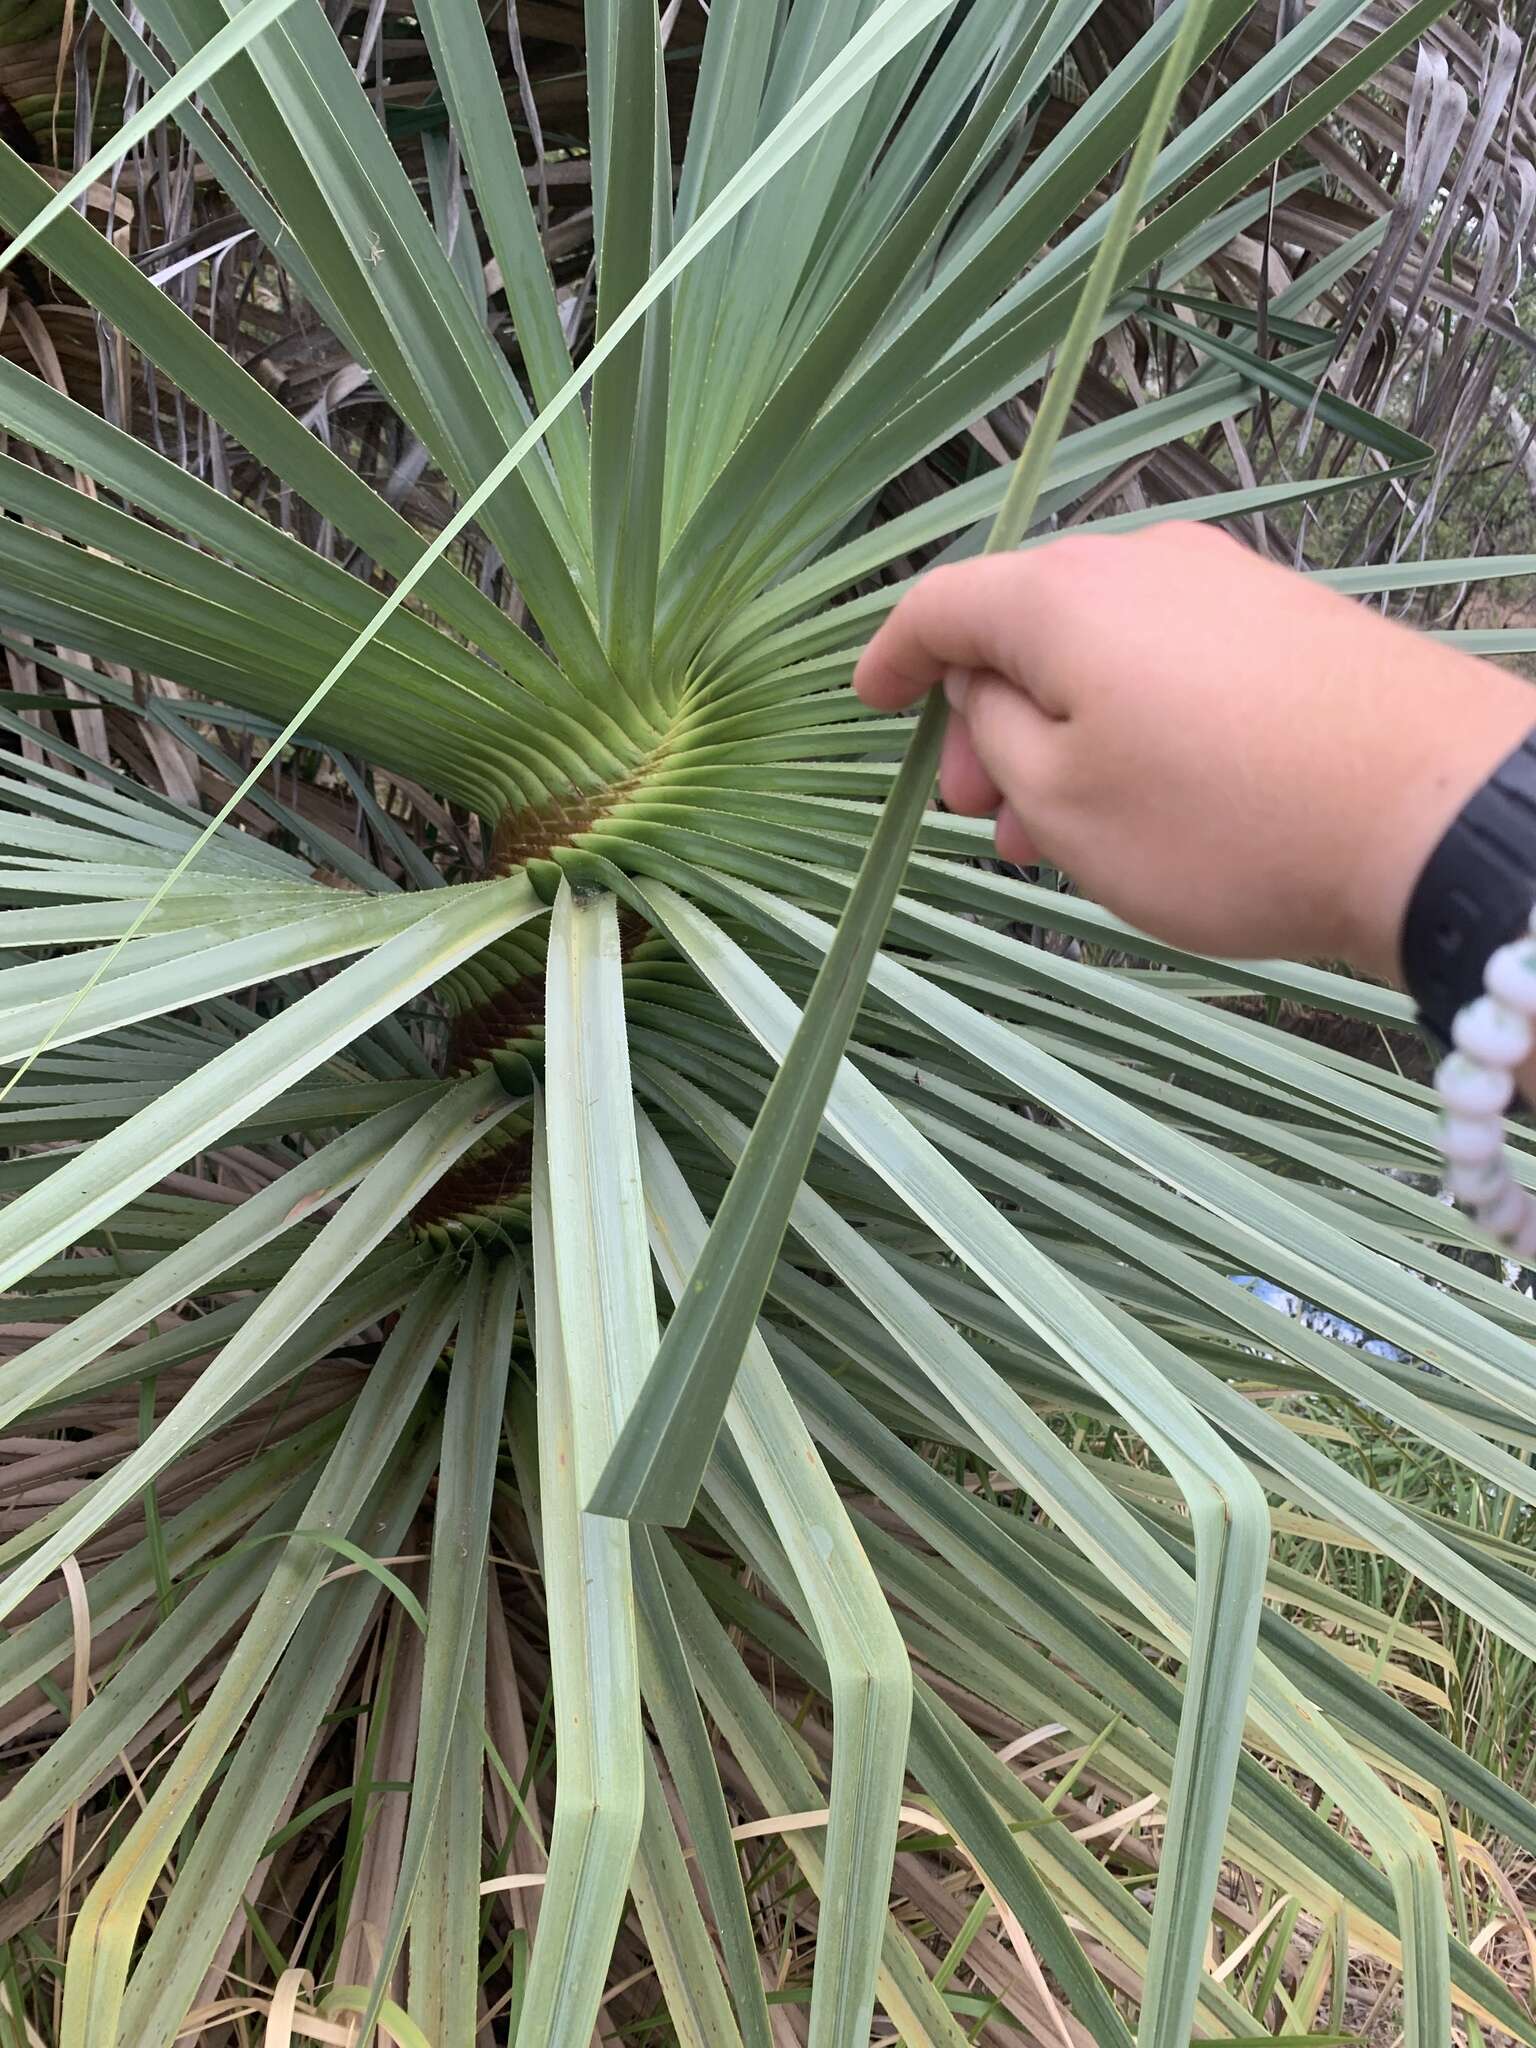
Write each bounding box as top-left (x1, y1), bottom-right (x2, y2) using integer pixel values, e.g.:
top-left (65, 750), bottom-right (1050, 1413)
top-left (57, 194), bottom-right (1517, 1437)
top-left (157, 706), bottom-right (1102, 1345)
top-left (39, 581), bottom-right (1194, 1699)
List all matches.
top-left (1401, 725), bottom-right (1536, 1047)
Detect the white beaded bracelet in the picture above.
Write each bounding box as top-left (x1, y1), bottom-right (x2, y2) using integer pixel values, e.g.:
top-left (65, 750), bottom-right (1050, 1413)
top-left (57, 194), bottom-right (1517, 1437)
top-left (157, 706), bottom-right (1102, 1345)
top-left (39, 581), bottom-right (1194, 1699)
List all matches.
top-left (1434, 928), bottom-right (1536, 1260)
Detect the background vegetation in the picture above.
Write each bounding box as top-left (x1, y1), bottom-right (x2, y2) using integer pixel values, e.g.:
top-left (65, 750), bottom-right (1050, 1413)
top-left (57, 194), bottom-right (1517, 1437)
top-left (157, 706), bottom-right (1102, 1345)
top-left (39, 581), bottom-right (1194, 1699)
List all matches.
top-left (0, 3), bottom-right (1531, 2045)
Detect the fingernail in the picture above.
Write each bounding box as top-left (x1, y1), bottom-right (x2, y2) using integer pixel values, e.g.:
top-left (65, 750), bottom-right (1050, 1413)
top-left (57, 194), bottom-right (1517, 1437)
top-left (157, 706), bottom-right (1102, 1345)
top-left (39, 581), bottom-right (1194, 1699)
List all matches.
top-left (944, 669), bottom-right (970, 714)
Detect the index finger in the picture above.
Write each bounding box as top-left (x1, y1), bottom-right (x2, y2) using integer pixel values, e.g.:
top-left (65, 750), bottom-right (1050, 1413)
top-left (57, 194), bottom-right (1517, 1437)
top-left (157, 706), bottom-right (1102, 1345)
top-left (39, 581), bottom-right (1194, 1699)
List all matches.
top-left (852, 555), bottom-right (1039, 710)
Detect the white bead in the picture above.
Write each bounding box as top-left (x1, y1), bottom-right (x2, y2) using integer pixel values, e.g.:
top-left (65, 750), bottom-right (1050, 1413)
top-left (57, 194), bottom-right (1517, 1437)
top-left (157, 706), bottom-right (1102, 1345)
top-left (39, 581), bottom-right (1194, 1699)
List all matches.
top-left (1446, 1157), bottom-right (1510, 1204)
top-left (1476, 1179), bottom-right (1531, 1240)
top-left (1434, 1051), bottom-right (1515, 1118)
top-left (1484, 941), bottom-right (1536, 1015)
top-left (1452, 996), bottom-right (1534, 1068)
top-left (1439, 1114), bottom-right (1505, 1165)
top-left (1509, 1203), bottom-right (1536, 1264)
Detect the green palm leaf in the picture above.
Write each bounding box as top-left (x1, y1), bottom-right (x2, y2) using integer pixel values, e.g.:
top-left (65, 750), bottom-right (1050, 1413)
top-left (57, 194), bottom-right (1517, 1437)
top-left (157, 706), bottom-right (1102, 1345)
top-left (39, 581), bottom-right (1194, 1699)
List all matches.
top-left (0, 0), bottom-right (1530, 2041)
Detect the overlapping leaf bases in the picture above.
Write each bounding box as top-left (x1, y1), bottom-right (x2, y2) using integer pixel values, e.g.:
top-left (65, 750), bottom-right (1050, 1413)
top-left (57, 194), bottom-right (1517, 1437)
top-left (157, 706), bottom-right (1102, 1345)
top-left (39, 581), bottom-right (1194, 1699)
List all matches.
top-left (0, 3), bottom-right (1533, 2044)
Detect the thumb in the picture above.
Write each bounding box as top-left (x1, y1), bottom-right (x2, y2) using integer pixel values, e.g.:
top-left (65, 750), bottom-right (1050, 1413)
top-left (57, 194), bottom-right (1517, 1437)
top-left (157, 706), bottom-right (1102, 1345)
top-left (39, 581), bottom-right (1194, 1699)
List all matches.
top-left (854, 555), bottom-right (1065, 712)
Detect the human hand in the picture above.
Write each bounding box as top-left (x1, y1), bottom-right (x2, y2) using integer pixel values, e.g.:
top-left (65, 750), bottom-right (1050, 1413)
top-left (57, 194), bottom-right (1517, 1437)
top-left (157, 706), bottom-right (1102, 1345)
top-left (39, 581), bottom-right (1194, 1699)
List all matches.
top-left (852, 524), bottom-right (1536, 981)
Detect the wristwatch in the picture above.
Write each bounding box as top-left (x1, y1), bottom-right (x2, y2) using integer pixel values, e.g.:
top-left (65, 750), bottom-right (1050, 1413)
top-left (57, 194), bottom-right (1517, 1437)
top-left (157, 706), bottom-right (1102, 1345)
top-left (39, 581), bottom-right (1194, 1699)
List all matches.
top-left (1401, 726), bottom-right (1536, 1046)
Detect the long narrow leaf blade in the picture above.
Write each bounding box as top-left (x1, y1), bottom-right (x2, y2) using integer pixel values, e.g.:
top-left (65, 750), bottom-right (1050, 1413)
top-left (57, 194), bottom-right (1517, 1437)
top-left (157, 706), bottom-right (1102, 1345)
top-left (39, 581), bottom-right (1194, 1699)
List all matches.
top-left (587, 688), bottom-right (943, 1523)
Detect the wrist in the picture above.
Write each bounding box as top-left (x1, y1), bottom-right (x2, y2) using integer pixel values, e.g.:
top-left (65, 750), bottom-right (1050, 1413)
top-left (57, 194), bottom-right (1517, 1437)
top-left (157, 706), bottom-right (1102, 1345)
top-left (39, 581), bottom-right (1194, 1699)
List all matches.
top-left (1342, 674), bottom-right (1536, 991)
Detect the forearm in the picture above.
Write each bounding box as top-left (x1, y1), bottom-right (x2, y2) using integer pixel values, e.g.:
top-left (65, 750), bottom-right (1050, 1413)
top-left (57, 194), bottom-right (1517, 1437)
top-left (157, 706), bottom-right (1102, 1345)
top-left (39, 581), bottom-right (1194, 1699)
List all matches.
top-left (853, 528), bottom-right (1536, 1110)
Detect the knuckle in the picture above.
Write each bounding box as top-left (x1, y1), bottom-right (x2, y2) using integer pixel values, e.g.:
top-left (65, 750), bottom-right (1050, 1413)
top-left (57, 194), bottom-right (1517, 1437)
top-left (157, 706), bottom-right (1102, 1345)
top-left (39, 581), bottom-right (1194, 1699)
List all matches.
top-left (1038, 532), bottom-right (1114, 571)
top-left (1145, 519), bottom-right (1235, 553)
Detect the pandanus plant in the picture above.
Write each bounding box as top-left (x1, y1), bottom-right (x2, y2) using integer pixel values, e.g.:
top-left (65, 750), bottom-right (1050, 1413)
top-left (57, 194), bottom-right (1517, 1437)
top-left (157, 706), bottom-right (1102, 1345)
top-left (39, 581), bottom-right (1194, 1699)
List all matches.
top-left (0, 0), bottom-right (1534, 2042)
